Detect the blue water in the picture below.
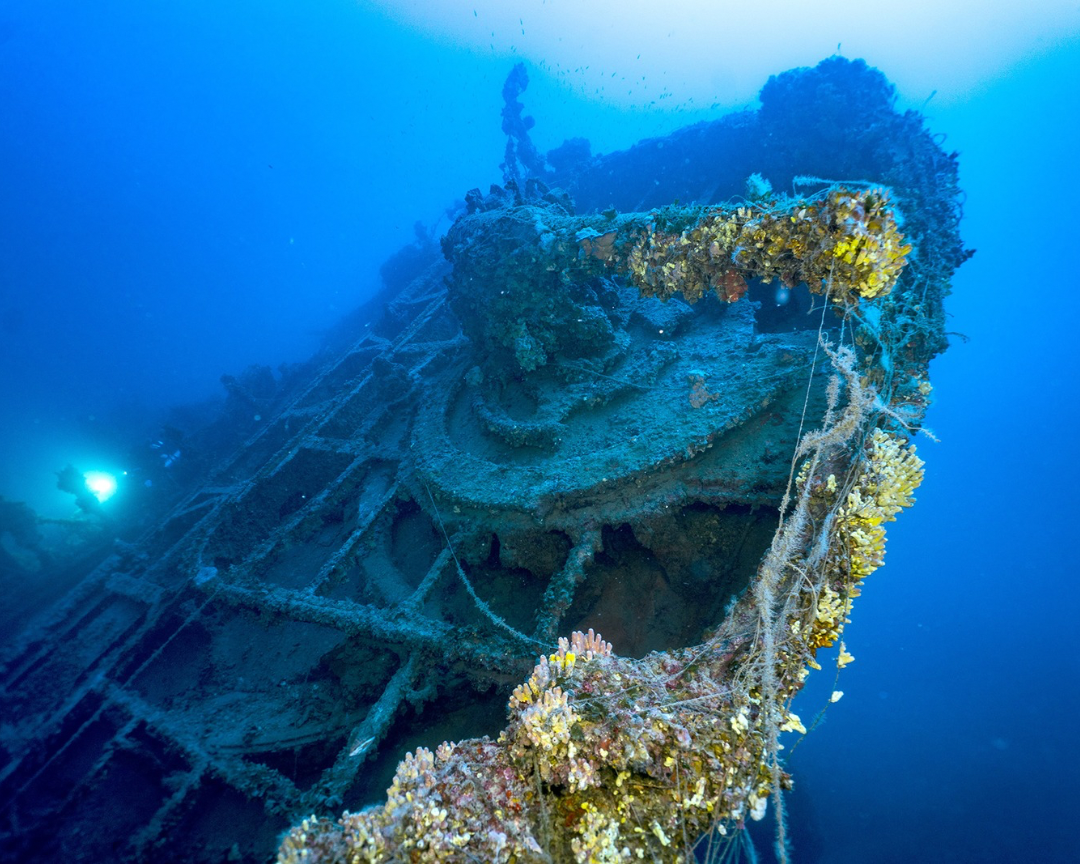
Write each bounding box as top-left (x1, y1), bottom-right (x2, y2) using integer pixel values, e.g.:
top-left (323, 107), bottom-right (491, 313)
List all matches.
top-left (779, 44), bottom-right (1080, 862)
top-left (1, 2), bottom-right (1078, 862)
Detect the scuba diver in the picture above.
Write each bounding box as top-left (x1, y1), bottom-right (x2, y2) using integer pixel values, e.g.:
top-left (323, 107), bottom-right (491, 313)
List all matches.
top-left (56, 464), bottom-right (108, 520)
top-left (145, 424), bottom-right (185, 486)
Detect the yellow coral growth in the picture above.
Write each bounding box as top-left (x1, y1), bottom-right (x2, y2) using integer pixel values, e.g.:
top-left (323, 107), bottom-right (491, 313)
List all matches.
top-left (796, 429), bottom-right (924, 662)
top-left (732, 187), bottom-right (911, 302)
top-left (277, 628), bottom-right (786, 863)
top-left (572, 802), bottom-right (631, 863)
top-left (626, 213), bottom-right (748, 304)
top-left (838, 429), bottom-right (924, 581)
top-left (621, 187), bottom-right (910, 308)
top-left (510, 628), bottom-right (612, 709)
top-left (516, 686), bottom-right (577, 754)
top-left (809, 584), bottom-right (852, 649)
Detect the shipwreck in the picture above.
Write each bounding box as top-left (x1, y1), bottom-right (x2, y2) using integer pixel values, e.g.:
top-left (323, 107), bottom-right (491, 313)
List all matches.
top-left (0, 57), bottom-right (970, 863)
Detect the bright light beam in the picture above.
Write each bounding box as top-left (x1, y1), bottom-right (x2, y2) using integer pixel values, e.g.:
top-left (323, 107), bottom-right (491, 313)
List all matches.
top-left (84, 470), bottom-right (118, 503)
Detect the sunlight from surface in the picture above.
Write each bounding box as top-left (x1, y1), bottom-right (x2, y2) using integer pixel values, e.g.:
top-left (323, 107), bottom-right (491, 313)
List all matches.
top-left (370, 0), bottom-right (1080, 107)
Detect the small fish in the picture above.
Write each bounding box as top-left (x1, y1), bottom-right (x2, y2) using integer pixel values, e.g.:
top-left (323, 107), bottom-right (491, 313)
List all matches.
top-left (350, 735), bottom-right (376, 757)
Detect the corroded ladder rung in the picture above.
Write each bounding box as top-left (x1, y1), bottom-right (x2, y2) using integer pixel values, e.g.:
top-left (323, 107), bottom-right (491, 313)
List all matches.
top-left (105, 682), bottom-right (301, 814)
top-left (299, 653), bottom-right (422, 814)
top-left (221, 453), bottom-right (372, 579)
top-left (0, 589), bottom-right (213, 794)
top-left (304, 481), bottom-right (401, 594)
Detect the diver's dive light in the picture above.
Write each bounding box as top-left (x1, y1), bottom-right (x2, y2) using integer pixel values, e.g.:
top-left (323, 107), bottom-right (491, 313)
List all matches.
top-left (83, 470), bottom-right (117, 503)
